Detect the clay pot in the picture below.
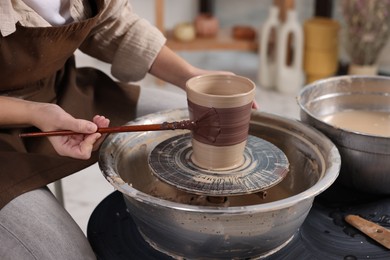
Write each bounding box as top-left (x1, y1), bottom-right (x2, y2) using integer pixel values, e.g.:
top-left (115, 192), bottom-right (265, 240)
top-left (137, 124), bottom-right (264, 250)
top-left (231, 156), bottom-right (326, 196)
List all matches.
top-left (348, 64), bottom-right (378, 75)
top-left (194, 14), bottom-right (219, 37)
top-left (173, 22), bottom-right (196, 42)
top-left (186, 74), bottom-right (256, 170)
top-left (232, 26), bottom-right (256, 40)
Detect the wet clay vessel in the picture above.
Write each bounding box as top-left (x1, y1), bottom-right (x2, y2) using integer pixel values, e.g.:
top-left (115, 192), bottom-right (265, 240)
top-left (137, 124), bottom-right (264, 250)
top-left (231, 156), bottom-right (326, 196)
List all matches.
top-left (186, 74), bottom-right (256, 170)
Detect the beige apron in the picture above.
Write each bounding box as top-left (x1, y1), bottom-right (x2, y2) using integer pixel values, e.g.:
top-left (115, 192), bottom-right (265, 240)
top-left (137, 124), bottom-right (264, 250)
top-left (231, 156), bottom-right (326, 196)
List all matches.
top-left (0, 0), bottom-right (139, 208)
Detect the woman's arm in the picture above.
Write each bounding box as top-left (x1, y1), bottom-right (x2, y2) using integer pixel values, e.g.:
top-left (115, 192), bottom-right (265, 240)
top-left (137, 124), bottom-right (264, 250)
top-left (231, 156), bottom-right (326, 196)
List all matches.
top-left (148, 46), bottom-right (259, 109)
top-left (0, 96), bottom-right (38, 127)
top-left (0, 96), bottom-right (94, 131)
top-left (0, 96), bottom-right (108, 159)
top-left (149, 46), bottom-right (233, 90)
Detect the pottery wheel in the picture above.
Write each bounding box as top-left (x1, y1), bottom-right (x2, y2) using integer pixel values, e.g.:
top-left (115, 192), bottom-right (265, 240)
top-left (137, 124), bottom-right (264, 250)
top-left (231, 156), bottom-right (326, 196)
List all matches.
top-left (148, 133), bottom-right (289, 196)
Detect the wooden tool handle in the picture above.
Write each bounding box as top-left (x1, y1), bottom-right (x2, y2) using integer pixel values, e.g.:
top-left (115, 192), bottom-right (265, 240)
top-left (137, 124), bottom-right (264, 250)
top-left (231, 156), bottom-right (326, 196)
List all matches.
top-left (19, 108), bottom-right (218, 138)
top-left (345, 214), bottom-right (390, 249)
top-left (19, 120), bottom-right (194, 138)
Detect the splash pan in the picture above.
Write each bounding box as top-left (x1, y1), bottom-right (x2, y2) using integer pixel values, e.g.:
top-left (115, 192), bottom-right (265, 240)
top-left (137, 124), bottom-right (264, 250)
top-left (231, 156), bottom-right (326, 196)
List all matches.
top-left (99, 108), bottom-right (340, 259)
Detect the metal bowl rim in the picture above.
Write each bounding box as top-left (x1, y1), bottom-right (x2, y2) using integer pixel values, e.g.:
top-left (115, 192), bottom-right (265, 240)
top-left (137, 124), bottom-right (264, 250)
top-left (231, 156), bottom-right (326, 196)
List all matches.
top-left (297, 75), bottom-right (390, 140)
top-left (99, 109), bottom-right (340, 214)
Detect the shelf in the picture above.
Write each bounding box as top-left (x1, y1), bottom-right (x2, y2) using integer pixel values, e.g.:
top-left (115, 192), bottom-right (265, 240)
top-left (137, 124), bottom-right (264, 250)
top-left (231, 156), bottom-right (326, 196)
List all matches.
top-left (166, 29), bottom-right (258, 52)
top-left (155, 0), bottom-right (258, 52)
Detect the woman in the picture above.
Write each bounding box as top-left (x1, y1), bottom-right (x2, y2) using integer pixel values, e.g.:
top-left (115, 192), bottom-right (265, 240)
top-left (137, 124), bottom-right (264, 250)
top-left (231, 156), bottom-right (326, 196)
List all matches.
top-left (0, 0), bottom-right (235, 258)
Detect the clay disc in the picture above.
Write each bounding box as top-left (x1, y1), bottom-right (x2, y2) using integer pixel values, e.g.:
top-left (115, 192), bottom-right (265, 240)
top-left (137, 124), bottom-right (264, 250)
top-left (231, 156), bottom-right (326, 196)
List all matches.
top-left (148, 133), bottom-right (289, 196)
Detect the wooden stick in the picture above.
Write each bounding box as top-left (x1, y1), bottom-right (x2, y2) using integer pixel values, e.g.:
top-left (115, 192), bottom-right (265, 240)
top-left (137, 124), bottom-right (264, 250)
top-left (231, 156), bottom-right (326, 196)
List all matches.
top-left (19, 120), bottom-right (195, 138)
top-left (345, 214), bottom-right (390, 249)
top-left (19, 108), bottom-right (220, 139)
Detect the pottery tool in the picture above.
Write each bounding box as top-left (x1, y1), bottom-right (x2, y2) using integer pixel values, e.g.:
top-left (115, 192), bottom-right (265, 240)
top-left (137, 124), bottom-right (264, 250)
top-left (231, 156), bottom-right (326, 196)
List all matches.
top-left (19, 108), bottom-right (220, 139)
top-left (345, 214), bottom-right (390, 249)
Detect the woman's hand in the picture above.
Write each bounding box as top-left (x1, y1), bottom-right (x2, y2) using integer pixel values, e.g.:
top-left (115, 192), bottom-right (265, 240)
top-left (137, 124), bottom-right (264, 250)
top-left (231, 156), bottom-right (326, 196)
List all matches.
top-left (47, 115), bottom-right (109, 159)
top-left (0, 97), bottom-right (110, 159)
top-left (32, 104), bottom-right (110, 159)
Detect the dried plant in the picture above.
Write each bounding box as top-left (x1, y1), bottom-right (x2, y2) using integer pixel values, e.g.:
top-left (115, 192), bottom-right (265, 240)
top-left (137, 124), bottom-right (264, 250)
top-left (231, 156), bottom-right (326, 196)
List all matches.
top-left (342, 0), bottom-right (390, 65)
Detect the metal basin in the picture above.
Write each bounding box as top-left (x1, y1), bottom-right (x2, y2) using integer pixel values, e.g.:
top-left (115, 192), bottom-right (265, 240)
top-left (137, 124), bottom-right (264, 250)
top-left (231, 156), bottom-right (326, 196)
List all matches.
top-left (99, 109), bottom-right (340, 259)
top-left (298, 75), bottom-right (390, 194)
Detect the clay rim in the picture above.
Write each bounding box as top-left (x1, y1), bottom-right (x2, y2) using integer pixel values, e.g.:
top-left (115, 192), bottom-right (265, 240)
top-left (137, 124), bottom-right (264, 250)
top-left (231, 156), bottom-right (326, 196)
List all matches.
top-left (186, 74), bottom-right (256, 108)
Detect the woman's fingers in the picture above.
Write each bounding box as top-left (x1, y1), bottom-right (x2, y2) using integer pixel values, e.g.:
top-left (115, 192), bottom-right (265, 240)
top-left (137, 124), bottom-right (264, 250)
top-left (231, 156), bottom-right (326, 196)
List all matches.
top-left (92, 115), bottom-right (110, 151)
top-left (77, 133), bottom-right (102, 159)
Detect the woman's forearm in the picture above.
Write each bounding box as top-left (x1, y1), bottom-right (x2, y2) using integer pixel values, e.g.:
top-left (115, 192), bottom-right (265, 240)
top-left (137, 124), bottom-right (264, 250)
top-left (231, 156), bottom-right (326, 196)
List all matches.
top-left (148, 46), bottom-right (206, 90)
top-left (0, 96), bottom-right (99, 135)
top-left (149, 46), bottom-right (234, 90)
top-left (0, 96), bottom-right (39, 127)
